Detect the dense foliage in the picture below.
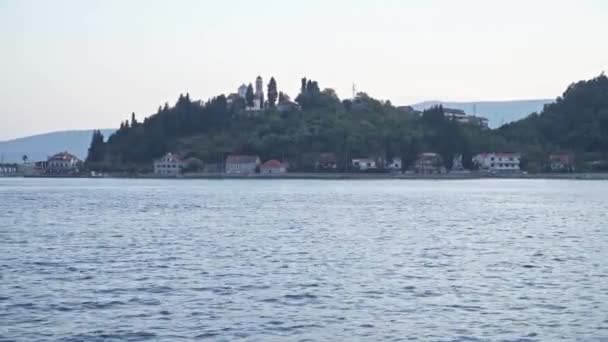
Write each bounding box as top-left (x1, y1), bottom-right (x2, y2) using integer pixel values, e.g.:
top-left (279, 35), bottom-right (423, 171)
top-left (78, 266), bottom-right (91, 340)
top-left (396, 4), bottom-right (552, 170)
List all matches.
top-left (497, 73), bottom-right (608, 171)
top-left (88, 74), bottom-right (608, 172)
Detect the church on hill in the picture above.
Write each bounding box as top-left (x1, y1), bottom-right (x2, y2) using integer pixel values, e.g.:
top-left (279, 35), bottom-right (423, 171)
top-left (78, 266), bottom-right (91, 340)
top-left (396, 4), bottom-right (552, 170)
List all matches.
top-left (231, 76), bottom-right (265, 111)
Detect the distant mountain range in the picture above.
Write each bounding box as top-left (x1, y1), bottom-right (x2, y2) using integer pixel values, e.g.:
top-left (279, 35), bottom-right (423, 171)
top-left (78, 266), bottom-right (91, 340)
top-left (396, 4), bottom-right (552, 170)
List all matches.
top-left (0, 129), bottom-right (115, 163)
top-left (410, 99), bottom-right (554, 128)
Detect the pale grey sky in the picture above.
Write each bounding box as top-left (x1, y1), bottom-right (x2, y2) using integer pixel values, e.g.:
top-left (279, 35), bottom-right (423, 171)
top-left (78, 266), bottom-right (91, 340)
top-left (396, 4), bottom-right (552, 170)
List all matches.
top-left (1, 0), bottom-right (606, 140)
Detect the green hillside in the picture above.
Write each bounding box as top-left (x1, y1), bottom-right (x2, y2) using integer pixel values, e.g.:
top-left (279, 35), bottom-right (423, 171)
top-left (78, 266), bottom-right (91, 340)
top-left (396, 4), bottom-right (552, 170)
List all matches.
top-left (88, 75), bottom-right (608, 173)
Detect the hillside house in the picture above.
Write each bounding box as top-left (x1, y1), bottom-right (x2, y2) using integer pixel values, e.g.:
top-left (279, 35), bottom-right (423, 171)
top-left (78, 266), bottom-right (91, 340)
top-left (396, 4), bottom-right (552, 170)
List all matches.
top-left (473, 153), bottom-right (520, 173)
top-left (154, 153), bottom-right (184, 176)
top-left (316, 153), bottom-right (338, 171)
top-left (47, 151), bottom-right (81, 174)
top-left (414, 153), bottom-right (443, 174)
top-left (0, 164), bottom-right (18, 176)
top-left (260, 160), bottom-right (287, 174)
top-left (352, 158), bottom-right (377, 171)
top-left (385, 157), bottom-right (402, 172)
top-left (225, 155), bottom-right (260, 174)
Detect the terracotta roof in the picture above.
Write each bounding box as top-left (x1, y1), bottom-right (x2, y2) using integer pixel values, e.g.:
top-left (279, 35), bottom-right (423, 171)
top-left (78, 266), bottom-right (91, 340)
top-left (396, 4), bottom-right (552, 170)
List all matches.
top-left (226, 155), bottom-right (259, 164)
top-left (261, 160), bottom-right (283, 169)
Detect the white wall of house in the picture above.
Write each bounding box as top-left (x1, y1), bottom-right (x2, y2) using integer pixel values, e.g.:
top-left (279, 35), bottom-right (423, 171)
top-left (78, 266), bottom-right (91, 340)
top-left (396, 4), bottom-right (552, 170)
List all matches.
top-left (226, 162), bottom-right (258, 174)
top-left (385, 157), bottom-right (402, 171)
top-left (473, 153), bottom-right (520, 172)
top-left (352, 158), bottom-right (377, 171)
top-left (154, 154), bottom-right (184, 175)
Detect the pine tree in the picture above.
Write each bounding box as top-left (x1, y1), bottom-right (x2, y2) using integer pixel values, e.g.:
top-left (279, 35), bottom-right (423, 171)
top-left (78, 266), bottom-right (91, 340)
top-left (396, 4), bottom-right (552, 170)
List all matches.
top-left (300, 78), bottom-right (307, 95)
top-left (131, 112), bottom-right (137, 127)
top-left (267, 77), bottom-right (278, 107)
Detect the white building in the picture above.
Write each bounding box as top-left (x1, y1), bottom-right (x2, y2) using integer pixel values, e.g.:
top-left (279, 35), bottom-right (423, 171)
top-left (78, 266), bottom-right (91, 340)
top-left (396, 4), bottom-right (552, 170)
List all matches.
top-left (225, 155), bottom-right (261, 174)
top-left (352, 158), bottom-right (377, 171)
top-left (47, 151), bottom-right (81, 174)
top-left (444, 108), bottom-right (468, 122)
top-left (238, 84), bottom-right (248, 98)
top-left (0, 164), bottom-right (18, 176)
top-left (473, 153), bottom-right (521, 172)
top-left (154, 153), bottom-right (184, 176)
top-left (385, 157), bottom-right (402, 172)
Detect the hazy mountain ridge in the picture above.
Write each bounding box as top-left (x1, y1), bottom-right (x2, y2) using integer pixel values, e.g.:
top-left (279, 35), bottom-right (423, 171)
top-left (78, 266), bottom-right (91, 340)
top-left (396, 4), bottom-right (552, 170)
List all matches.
top-left (411, 99), bottom-right (554, 128)
top-left (0, 129), bottom-right (115, 163)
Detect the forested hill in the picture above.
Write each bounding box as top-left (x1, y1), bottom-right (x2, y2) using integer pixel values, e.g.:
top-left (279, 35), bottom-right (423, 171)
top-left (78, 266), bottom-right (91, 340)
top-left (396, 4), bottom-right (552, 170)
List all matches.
top-left (87, 75), bottom-right (608, 172)
top-left (86, 78), bottom-right (509, 172)
top-left (498, 74), bottom-right (608, 154)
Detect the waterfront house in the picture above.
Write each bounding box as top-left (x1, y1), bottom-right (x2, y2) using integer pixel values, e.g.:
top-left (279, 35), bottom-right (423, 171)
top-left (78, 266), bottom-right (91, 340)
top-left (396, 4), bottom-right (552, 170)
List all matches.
top-left (352, 158), bottom-right (377, 171)
top-left (260, 160), bottom-right (287, 174)
top-left (414, 153), bottom-right (443, 174)
top-left (47, 151), bottom-right (81, 174)
top-left (225, 155), bottom-right (261, 174)
top-left (316, 153), bottom-right (338, 171)
top-left (385, 157), bottom-right (402, 172)
top-left (473, 153), bottom-right (520, 173)
top-left (550, 154), bottom-right (575, 172)
top-left (154, 153), bottom-right (184, 176)
top-left (0, 164), bottom-right (18, 176)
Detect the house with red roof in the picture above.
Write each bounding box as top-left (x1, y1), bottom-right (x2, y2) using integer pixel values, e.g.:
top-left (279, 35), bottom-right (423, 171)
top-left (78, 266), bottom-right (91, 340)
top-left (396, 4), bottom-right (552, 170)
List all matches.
top-left (260, 159), bottom-right (287, 174)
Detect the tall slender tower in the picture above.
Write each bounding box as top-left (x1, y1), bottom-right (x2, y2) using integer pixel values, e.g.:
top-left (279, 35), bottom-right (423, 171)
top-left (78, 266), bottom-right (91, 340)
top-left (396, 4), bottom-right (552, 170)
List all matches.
top-left (255, 76), bottom-right (263, 97)
top-left (254, 76), bottom-right (264, 109)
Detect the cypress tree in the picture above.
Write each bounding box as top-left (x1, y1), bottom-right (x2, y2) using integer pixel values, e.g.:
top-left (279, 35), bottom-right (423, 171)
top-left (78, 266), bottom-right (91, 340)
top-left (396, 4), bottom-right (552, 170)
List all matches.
top-left (246, 83), bottom-right (255, 107)
top-left (267, 77), bottom-right (278, 107)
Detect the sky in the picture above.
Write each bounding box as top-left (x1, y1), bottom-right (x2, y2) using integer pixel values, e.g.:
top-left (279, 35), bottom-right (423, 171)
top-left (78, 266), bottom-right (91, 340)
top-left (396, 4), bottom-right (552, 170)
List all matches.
top-left (1, 0), bottom-right (607, 140)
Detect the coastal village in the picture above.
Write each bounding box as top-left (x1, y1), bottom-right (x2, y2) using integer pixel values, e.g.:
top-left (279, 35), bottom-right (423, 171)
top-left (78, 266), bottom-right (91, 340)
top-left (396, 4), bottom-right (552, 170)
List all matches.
top-left (0, 149), bottom-right (579, 177)
top-left (0, 75), bottom-right (589, 178)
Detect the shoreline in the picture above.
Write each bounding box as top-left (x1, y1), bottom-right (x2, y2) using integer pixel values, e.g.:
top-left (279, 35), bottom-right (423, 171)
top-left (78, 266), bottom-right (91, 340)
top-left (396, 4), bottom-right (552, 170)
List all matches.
top-left (14, 172), bottom-right (608, 180)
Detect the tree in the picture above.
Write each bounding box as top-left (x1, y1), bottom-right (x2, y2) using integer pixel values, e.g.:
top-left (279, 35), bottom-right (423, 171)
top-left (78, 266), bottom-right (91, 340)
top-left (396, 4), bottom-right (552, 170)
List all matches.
top-left (86, 130), bottom-right (105, 164)
top-left (22, 154), bottom-right (28, 164)
top-left (300, 78), bottom-right (307, 95)
top-left (131, 112), bottom-right (137, 127)
top-left (278, 92), bottom-right (287, 103)
top-left (267, 77), bottom-right (278, 108)
top-left (246, 83), bottom-right (255, 107)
